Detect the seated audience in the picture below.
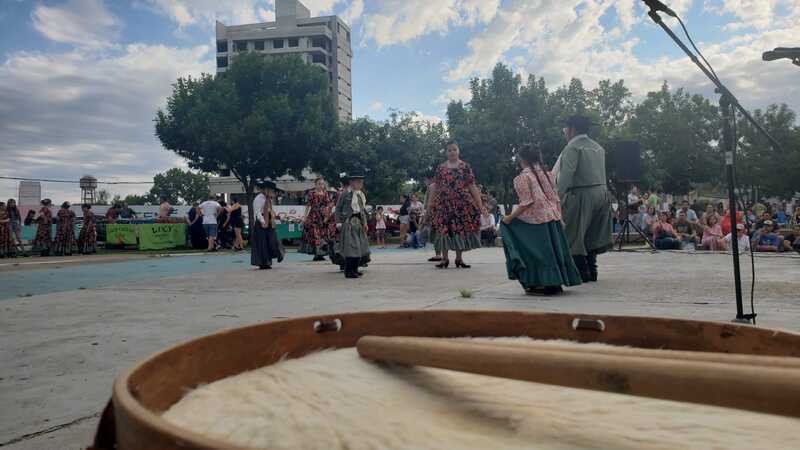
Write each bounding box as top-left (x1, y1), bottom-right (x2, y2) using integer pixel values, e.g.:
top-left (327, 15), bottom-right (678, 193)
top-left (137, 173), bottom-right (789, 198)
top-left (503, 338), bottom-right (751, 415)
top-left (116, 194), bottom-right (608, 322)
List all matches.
top-left (701, 215), bottom-right (726, 251)
top-left (674, 211), bottom-right (699, 246)
top-left (752, 220), bottom-right (792, 252)
top-left (480, 211), bottom-right (497, 247)
top-left (677, 200), bottom-right (698, 224)
top-left (652, 212), bottom-right (681, 250)
top-left (723, 223), bottom-right (750, 253)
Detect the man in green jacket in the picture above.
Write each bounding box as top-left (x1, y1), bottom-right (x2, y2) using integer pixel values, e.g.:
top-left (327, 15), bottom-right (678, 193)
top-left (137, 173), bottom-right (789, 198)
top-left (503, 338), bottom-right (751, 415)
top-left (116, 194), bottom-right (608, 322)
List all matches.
top-left (334, 175), bottom-right (371, 279)
top-left (554, 115), bottom-right (613, 282)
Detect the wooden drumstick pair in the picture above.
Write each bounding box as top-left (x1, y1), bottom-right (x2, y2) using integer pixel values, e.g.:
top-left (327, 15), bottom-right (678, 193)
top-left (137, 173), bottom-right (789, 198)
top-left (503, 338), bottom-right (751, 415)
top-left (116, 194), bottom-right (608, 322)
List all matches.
top-left (357, 336), bottom-right (800, 418)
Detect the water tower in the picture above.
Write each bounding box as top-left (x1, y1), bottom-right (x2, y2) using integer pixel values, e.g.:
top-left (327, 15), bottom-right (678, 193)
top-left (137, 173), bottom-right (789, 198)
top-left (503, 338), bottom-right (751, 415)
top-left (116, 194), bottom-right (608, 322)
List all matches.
top-left (80, 175), bottom-right (98, 204)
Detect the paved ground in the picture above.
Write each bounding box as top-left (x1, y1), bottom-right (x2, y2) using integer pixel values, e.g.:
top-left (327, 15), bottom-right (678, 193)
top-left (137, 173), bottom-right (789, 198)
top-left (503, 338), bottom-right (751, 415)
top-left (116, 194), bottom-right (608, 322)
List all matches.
top-left (1, 247), bottom-right (798, 449)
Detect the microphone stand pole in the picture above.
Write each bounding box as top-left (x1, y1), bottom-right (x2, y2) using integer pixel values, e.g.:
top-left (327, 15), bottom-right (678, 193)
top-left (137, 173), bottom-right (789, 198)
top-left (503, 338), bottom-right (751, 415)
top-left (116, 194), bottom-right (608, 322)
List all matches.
top-left (646, 8), bottom-right (783, 324)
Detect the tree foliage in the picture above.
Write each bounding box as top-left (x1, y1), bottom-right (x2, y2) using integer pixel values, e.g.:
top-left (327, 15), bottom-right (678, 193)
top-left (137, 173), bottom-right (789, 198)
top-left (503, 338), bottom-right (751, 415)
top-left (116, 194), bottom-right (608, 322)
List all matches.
top-left (314, 111), bottom-right (446, 204)
top-left (155, 52), bottom-right (337, 224)
top-left (148, 168), bottom-right (209, 205)
top-left (446, 63), bottom-right (798, 201)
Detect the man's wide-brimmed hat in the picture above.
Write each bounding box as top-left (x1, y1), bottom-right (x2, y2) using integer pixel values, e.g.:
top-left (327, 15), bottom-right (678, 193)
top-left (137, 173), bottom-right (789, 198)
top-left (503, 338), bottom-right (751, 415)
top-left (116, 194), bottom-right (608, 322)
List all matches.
top-left (256, 179), bottom-right (278, 190)
top-left (563, 114), bottom-right (595, 129)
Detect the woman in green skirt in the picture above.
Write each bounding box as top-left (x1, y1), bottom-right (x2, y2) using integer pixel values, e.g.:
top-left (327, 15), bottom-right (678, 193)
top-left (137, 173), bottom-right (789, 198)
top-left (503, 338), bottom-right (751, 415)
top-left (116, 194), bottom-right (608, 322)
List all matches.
top-left (500, 144), bottom-right (582, 296)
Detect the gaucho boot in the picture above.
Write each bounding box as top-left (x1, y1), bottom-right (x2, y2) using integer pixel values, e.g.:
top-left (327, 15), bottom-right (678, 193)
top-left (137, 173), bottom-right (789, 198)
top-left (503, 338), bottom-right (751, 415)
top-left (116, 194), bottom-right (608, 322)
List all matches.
top-left (572, 255), bottom-right (591, 283)
top-left (586, 252), bottom-right (598, 282)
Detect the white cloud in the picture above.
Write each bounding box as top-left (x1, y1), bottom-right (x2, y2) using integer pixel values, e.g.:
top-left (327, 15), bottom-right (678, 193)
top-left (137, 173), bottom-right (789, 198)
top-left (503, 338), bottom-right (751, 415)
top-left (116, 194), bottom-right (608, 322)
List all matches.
top-left (31, 0), bottom-right (122, 49)
top-left (436, 0), bottom-right (800, 116)
top-left (0, 45), bottom-right (212, 202)
top-left (142, 0), bottom-right (269, 28)
top-left (362, 0), bottom-right (500, 47)
top-left (369, 100), bottom-right (384, 111)
top-left (340, 0), bottom-right (364, 25)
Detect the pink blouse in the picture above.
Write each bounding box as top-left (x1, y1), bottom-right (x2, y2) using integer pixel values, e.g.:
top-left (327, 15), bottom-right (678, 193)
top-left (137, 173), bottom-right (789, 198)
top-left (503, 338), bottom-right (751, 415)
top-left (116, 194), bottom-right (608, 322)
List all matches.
top-left (513, 166), bottom-right (562, 225)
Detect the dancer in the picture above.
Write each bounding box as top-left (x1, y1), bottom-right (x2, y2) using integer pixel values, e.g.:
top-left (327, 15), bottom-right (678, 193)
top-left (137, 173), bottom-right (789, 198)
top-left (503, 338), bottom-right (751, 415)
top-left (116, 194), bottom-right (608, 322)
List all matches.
top-left (422, 174), bottom-right (442, 262)
top-left (500, 144), bottom-right (581, 295)
top-left (250, 181), bottom-right (283, 270)
top-left (53, 202), bottom-right (77, 256)
top-left (0, 201), bottom-right (16, 258)
top-left (428, 141), bottom-right (485, 269)
top-left (553, 115), bottom-right (613, 282)
top-left (77, 204), bottom-right (97, 254)
top-left (32, 199), bottom-right (54, 256)
top-left (6, 199), bottom-right (24, 255)
top-left (300, 178), bottom-right (335, 261)
top-left (334, 175), bottom-right (370, 279)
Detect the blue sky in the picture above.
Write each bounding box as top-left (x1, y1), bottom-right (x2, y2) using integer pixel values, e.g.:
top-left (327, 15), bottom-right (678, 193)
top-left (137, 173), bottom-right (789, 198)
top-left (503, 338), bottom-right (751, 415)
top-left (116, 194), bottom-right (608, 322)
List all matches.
top-left (1, 0), bottom-right (798, 202)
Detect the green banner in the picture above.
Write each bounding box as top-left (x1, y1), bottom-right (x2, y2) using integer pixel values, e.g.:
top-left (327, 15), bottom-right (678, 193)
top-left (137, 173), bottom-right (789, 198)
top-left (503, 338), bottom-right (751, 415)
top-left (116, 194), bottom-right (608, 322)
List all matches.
top-left (106, 224), bottom-right (138, 246)
top-left (138, 223), bottom-right (186, 250)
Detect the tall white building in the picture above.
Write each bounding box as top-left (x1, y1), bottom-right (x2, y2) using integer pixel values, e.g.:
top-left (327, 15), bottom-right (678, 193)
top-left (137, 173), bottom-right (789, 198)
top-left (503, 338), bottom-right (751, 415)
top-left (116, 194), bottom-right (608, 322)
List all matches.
top-left (215, 0), bottom-right (352, 121)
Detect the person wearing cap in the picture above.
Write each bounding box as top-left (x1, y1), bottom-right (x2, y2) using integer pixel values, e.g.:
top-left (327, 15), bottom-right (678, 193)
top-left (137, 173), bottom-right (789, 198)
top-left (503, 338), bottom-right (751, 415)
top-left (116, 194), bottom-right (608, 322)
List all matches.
top-left (752, 220), bottom-right (792, 252)
top-left (32, 199), bottom-right (54, 256)
top-left (724, 223), bottom-right (750, 254)
top-left (250, 180), bottom-right (284, 269)
top-left (553, 115), bottom-right (613, 282)
top-left (53, 201), bottom-right (77, 256)
top-left (334, 174), bottom-right (371, 279)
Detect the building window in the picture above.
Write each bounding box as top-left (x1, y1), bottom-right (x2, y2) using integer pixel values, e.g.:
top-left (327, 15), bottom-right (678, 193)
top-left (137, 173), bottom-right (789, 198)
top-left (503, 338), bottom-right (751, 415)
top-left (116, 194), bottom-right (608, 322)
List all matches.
top-left (288, 38), bottom-right (299, 47)
top-left (311, 37), bottom-right (328, 50)
top-left (217, 40), bottom-right (228, 53)
top-left (234, 41), bottom-right (247, 52)
top-left (216, 57), bottom-right (228, 68)
top-left (254, 40), bottom-right (265, 51)
top-left (273, 39), bottom-right (284, 49)
top-left (346, 31), bottom-right (351, 42)
top-left (311, 53), bottom-right (326, 65)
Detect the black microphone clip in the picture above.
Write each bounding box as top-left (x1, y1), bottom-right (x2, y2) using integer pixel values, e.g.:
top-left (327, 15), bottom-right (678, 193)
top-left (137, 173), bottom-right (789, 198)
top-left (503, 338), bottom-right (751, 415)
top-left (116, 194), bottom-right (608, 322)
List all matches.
top-left (642, 0), bottom-right (677, 18)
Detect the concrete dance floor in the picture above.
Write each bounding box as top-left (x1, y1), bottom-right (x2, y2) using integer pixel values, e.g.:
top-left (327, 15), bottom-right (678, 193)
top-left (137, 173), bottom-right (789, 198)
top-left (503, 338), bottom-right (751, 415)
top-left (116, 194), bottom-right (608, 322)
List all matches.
top-left (1, 247), bottom-right (798, 449)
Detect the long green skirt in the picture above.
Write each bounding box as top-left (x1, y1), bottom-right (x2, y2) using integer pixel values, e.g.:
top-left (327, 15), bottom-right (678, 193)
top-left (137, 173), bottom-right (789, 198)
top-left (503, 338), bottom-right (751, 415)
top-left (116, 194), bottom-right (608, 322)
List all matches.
top-left (500, 220), bottom-right (582, 289)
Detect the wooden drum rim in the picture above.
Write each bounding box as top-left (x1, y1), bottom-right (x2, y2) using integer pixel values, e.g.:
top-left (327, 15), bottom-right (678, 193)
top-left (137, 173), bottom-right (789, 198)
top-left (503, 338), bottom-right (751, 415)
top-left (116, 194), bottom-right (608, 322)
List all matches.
top-left (103, 310), bottom-right (800, 450)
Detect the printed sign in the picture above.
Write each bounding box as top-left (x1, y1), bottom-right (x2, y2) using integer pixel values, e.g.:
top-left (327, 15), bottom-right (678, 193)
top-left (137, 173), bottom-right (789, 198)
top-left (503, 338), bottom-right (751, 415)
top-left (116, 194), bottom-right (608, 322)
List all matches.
top-left (138, 223), bottom-right (187, 250)
top-left (106, 224), bottom-right (138, 245)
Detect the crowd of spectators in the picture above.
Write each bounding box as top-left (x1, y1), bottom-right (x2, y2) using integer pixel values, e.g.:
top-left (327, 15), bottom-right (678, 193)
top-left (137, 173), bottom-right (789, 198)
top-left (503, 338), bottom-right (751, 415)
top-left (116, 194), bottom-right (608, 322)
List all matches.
top-left (621, 188), bottom-right (800, 254)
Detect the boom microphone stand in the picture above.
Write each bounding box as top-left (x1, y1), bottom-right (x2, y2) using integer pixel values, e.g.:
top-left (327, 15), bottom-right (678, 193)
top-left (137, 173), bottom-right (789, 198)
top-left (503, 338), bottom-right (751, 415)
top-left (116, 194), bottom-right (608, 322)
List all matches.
top-left (645, 5), bottom-right (784, 324)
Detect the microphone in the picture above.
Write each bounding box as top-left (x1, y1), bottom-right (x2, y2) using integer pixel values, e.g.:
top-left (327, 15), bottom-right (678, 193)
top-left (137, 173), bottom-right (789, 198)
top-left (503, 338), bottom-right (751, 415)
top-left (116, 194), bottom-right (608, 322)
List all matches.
top-left (762, 47), bottom-right (800, 64)
top-left (641, 0), bottom-right (677, 17)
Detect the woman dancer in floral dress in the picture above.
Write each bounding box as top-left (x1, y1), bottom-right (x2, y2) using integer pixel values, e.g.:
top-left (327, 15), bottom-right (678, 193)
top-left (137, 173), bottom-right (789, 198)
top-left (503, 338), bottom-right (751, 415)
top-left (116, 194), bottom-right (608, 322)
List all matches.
top-left (428, 141), bottom-right (486, 269)
top-left (0, 201), bottom-right (16, 258)
top-left (33, 199), bottom-right (54, 256)
top-left (53, 202), bottom-right (77, 256)
top-left (300, 178), bottom-right (335, 261)
top-left (78, 204), bottom-right (97, 254)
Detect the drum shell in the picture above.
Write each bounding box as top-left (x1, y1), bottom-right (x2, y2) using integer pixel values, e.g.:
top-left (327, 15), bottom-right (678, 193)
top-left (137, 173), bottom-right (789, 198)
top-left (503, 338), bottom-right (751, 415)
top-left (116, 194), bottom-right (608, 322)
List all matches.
top-left (91, 310), bottom-right (800, 450)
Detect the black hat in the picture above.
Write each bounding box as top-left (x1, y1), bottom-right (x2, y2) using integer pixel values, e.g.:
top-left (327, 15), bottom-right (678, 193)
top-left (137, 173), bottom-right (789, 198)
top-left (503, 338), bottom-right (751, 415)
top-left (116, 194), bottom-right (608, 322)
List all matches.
top-left (564, 114), bottom-right (594, 130)
top-left (348, 174), bottom-right (365, 180)
top-left (256, 179), bottom-right (278, 190)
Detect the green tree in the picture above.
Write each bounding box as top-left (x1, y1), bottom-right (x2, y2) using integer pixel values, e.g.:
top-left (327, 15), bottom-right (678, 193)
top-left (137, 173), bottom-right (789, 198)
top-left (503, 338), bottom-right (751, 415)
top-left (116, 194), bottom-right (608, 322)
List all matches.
top-left (629, 82), bottom-right (720, 193)
top-left (96, 189), bottom-right (110, 206)
top-left (736, 103), bottom-right (800, 200)
top-left (155, 52), bottom-right (337, 225)
top-left (123, 194), bottom-right (151, 205)
top-left (314, 112), bottom-right (446, 204)
top-left (148, 168), bottom-right (209, 205)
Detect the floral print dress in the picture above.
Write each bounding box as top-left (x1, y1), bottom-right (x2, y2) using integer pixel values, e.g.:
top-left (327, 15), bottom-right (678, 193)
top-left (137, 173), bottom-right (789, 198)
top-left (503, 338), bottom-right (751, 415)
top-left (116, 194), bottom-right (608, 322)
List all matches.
top-left (300, 190), bottom-right (335, 256)
top-left (52, 209), bottom-right (77, 256)
top-left (78, 213), bottom-right (97, 254)
top-left (0, 206), bottom-right (15, 258)
top-left (431, 161), bottom-right (481, 251)
top-left (33, 207), bottom-right (53, 255)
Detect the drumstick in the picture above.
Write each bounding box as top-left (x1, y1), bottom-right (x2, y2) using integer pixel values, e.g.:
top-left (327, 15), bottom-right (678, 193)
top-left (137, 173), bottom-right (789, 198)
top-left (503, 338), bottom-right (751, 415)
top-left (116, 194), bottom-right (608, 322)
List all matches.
top-left (357, 336), bottom-right (800, 418)
top-left (455, 338), bottom-right (800, 369)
